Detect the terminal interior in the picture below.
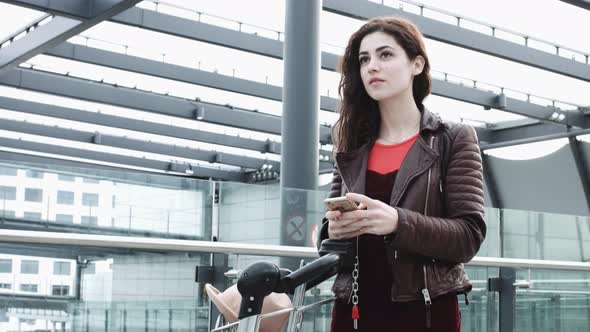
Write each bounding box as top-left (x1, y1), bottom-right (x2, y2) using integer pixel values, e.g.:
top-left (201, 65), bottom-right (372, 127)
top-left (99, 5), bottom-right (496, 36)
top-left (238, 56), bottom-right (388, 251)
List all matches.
top-left (0, 0), bottom-right (590, 331)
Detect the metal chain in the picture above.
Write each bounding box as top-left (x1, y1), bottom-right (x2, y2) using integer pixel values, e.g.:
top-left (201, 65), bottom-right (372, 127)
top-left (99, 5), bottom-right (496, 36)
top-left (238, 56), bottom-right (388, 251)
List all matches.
top-left (352, 238), bottom-right (360, 306)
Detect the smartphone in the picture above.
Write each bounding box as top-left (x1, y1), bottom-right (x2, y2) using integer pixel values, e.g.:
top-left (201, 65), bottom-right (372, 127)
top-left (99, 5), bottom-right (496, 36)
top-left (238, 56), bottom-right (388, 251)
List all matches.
top-left (324, 196), bottom-right (359, 212)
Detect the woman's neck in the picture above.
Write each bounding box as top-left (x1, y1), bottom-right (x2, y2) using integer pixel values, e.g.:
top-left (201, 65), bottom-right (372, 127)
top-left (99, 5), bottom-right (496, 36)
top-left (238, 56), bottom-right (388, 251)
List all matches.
top-left (377, 93), bottom-right (421, 144)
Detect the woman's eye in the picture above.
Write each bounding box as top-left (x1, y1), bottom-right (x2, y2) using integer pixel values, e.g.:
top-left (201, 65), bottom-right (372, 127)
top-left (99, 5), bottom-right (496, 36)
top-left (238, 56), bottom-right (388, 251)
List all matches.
top-left (359, 57), bottom-right (369, 64)
top-left (381, 51), bottom-right (393, 59)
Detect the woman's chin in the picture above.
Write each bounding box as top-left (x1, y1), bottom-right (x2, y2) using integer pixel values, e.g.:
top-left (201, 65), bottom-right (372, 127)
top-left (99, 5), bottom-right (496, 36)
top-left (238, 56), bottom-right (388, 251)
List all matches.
top-left (368, 92), bottom-right (393, 101)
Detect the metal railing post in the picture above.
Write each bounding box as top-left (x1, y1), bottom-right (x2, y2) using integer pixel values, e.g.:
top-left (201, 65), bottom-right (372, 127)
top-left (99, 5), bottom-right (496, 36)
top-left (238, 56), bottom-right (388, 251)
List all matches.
top-left (489, 267), bottom-right (516, 332)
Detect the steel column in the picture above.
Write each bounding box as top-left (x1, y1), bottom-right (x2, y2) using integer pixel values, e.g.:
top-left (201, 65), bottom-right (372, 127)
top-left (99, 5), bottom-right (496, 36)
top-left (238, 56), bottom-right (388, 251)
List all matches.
top-left (279, 0), bottom-right (321, 270)
top-left (280, 0), bottom-right (321, 190)
top-left (481, 153), bottom-right (502, 208)
top-left (569, 136), bottom-right (590, 214)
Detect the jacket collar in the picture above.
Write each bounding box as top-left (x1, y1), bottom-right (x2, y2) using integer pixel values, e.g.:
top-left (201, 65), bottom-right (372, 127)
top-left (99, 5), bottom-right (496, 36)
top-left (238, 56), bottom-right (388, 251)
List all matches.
top-left (335, 107), bottom-right (442, 198)
top-left (419, 106), bottom-right (443, 133)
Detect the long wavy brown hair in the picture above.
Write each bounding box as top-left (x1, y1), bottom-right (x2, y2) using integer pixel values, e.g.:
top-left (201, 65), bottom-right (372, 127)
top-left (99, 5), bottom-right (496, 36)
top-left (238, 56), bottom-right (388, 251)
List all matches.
top-left (333, 17), bottom-right (431, 153)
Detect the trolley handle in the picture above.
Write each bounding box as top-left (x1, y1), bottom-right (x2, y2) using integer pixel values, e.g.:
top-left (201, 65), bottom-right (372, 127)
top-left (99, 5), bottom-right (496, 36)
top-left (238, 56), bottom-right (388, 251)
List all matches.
top-left (279, 253), bottom-right (341, 293)
top-left (236, 239), bottom-right (353, 320)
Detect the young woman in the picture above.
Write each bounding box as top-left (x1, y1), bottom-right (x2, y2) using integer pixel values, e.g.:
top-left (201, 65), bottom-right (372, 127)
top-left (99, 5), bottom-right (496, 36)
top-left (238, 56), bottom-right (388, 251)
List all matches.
top-left (318, 17), bottom-right (486, 331)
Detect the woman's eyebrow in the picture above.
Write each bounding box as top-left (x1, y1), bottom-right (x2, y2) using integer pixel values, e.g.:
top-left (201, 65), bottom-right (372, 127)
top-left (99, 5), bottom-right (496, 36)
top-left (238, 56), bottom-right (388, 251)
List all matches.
top-left (358, 45), bottom-right (395, 56)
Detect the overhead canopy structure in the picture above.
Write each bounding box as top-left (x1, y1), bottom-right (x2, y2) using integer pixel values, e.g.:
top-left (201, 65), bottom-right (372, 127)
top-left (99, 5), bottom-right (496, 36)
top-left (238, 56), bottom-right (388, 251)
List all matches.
top-left (0, 0), bottom-right (589, 215)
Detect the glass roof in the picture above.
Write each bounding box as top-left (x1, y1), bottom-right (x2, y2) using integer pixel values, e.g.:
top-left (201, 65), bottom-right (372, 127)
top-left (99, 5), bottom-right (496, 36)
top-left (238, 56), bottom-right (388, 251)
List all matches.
top-left (0, 3), bottom-right (47, 42)
top-left (0, 0), bottom-right (589, 166)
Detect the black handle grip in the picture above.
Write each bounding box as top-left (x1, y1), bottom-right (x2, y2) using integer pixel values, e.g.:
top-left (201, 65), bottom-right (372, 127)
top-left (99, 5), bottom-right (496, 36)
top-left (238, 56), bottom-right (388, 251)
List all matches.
top-left (279, 253), bottom-right (341, 294)
top-left (236, 261), bottom-right (281, 319)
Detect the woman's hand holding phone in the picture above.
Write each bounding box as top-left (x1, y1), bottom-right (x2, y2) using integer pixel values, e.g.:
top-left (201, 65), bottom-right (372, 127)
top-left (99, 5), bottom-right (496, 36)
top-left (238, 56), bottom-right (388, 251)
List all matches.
top-left (324, 195), bottom-right (365, 240)
top-left (324, 193), bottom-right (399, 240)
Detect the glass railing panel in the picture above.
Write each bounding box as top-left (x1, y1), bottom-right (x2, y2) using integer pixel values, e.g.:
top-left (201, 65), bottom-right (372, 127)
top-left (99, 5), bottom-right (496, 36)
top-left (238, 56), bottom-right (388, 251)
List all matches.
top-left (0, 162), bottom-right (213, 240)
top-left (71, 300), bottom-right (209, 332)
top-left (0, 244), bottom-right (211, 332)
top-left (218, 183), bottom-right (328, 247)
top-left (479, 207), bottom-right (501, 257)
top-left (218, 183), bottom-right (328, 271)
top-left (460, 266), bottom-right (499, 332)
top-left (502, 209), bottom-right (590, 261)
top-left (293, 266), bottom-right (500, 332)
top-left (514, 268), bottom-right (590, 331)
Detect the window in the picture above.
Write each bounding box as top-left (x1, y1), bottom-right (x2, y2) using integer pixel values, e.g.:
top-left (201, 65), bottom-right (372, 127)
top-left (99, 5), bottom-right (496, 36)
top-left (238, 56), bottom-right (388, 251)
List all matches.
top-left (53, 262), bottom-right (71, 275)
top-left (1, 210), bottom-right (15, 218)
top-left (0, 167), bottom-right (17, 176)
top-left (20, 284), bottom-right (38, 292)
top-left (81, 216), bottom-right (98, 226)
top-left (23, 212), bottom-right (42, 221)
top-left (55, 214), bottom-right (73, 223)
top-left (51, 285), bottom-right (70, 296)
top-left (83, 262), bottom-right (96, 274)
top-left (26, 170), bottom-right (43, 178)
top-left (57, 191), bottom-right (74, 205)
top-left (82, 193), bottom-right (99, 207)
top-left (82, 177), bottom-right (100, 184)
top-left (112, 195), bottom-right (116, 208)
top-left (0, 283), bottom-right (11, 289)
top-left (20, 260), bottom-right (39, 274)
top-left (0, 259), bottom-right (11, 273)
top-left (0, 186), bottom-right (16, 200)
top-left (58, 174), bottom-right (75, 182)
top-left (24, 188), bottom-right (43, 202)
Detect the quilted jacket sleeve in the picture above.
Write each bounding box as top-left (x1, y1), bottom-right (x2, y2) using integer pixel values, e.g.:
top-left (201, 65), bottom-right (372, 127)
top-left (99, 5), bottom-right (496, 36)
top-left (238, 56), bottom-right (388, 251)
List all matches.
top-left (316, 164), bottom-right (343, 251)
top-left (391, 124), bottom-right (486, 263)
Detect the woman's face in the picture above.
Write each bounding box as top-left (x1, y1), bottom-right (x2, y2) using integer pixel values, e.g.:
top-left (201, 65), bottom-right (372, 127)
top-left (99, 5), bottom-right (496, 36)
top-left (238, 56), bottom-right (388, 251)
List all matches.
top-left (358, 31), bottom-right (423, 101)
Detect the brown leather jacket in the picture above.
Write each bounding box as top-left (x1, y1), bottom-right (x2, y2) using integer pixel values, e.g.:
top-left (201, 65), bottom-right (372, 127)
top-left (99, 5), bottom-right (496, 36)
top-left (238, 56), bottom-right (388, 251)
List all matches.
top-left (318, 108), bottom-right (486, 303)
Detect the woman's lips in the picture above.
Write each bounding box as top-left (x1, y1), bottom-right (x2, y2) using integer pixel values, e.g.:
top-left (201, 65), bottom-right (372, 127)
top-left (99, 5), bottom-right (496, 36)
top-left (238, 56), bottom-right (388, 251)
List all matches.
top-left (369, 78), bottom-right (385, 85)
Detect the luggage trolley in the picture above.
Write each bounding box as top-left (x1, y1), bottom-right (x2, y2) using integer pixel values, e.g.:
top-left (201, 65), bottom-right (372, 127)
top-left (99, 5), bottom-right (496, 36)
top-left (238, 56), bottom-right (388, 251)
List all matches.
top-left (210, 239), bottom-right (353, 332)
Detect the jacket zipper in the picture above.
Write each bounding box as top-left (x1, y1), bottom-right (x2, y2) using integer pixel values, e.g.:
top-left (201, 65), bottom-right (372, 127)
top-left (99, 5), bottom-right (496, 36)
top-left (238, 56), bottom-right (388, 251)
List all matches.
top-left (424, 137), bottom-right (434, 216)
top-left (421, 136), bottom-right (435, 328)
top-left (422, 265), bottom-right (432, 328)
top-left (391, 135), bottom-right (436, 300)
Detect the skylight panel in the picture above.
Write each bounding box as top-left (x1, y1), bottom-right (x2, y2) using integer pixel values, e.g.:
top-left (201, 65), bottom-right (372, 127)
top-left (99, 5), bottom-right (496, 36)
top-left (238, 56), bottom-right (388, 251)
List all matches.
top-left (26, 54), bottom-right (286, 115)
top-left (418, 0), bottom-right (590, 52)
top-left (424, 95), bottom-right (524, 125)
top-left (0, 86), bottom-right (282, 144)
top-left (78, 21), bottom-right (285, 86)
top-left (0, 110), bottom-right (282, 161)
top-left (0, 3), bottom-right (47, 42)
top-left (484, 138), bottom-right (569, 160)
top-left (426, 38), bottom-right (590, 107)
top-left (140, 0), bottom-right (286, 33)
top-left (0, 130), bottom-right (243, 172)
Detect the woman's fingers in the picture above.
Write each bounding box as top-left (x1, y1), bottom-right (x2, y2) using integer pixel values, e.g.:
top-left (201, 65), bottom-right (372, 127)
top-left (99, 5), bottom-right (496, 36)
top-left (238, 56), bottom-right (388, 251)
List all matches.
top-left (325, 210), bottom-right (341, 220)
top-left (328, 219), bottom-right (367, 239)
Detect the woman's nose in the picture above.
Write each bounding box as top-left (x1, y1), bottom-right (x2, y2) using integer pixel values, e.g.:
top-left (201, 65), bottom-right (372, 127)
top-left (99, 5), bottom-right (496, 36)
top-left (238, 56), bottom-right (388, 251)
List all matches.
top-left (367, 58), bottom-right (379, 72)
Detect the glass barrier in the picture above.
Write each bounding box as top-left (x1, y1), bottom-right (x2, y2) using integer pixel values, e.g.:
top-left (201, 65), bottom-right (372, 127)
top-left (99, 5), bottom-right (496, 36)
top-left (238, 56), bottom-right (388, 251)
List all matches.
top-left (0, 163), bottom-right (213, 240)
top-left (513, 268), bottom-right (590, 331)
top-left (502, 209), bottom-right (590, 261)
top-left (0, 243), bottom-right (211, 332)
top-left (1, 161), bottom-right (590, 331)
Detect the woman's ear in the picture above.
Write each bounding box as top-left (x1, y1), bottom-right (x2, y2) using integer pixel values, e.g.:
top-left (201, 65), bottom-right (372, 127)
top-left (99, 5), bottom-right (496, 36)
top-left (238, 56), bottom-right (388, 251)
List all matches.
top-left (412, 55), bottom-right (425, 76)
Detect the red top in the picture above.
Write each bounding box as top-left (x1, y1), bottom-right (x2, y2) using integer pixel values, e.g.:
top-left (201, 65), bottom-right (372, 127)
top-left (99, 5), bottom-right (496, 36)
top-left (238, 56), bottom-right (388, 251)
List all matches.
top-left (367, 134), bottom-right (419, 174)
